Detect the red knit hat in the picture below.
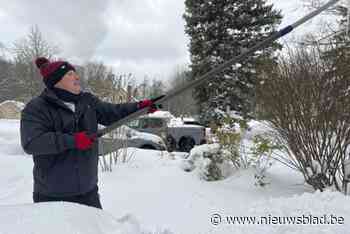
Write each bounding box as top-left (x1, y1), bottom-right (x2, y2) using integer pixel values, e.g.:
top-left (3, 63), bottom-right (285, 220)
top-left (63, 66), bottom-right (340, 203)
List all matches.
top-left (35, 57), bottom-right (76, 88)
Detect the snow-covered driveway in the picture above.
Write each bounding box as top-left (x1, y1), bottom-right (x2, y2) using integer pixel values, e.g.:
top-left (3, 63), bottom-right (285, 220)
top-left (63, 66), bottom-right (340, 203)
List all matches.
top-left (0, 119), bottom-right (349, 234)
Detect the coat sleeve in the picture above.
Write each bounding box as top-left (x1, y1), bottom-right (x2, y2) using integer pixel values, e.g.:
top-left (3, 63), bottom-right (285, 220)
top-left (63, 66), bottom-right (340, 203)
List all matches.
top-left (20, 101), bottom-right (75, 156)
top-left (92, 95), bottom-right (139, 126)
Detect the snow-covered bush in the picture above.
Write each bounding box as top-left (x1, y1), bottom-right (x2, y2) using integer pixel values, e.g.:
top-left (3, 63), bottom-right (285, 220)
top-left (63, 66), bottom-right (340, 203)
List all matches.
top-left (217, 120), bottom-right (281, 186)
top-left (257, 45), bottom-right (350, 191)
top-left (197, 151), bottom-right (224, 181)
top-left (182, 144), bottom-right (233, 181)
top-left (217, 128), bottom-right (241, 169)
top-left (182, 115), bottom-right (282, 183)
top-left (215, 115), bottom-right (266, 170)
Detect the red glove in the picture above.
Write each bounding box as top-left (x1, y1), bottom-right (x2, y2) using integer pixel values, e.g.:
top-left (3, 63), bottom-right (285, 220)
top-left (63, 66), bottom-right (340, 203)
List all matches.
top-left (138, 99), bottom-right (158, 113)
top-left (138, 99), bottom-right (153, 109)
top-left (74, 131), bottom-right (96, 150)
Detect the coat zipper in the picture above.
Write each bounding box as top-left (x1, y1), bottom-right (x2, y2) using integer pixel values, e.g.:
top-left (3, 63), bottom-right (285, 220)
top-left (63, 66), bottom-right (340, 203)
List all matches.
top-left (73, 112), bottom-right (81, 193)
top-left (74, 113), bottom-right (79, 132)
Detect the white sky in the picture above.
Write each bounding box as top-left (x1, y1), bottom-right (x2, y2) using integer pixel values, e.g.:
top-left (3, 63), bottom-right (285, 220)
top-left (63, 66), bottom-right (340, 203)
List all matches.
top-left (0, 0), bottom-right (339, 83)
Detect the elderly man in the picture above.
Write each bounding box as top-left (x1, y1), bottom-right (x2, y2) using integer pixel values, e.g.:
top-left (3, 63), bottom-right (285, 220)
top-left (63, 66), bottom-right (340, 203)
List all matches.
top-left (20, 57), bottom-right (156, 209)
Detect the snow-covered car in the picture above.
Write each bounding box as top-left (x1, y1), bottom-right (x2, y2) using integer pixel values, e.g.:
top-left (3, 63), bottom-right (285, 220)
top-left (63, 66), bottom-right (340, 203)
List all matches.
top-left (128, 111), bottom-right (207, 152)
top-left (98, 125), bottom-right (167, 156)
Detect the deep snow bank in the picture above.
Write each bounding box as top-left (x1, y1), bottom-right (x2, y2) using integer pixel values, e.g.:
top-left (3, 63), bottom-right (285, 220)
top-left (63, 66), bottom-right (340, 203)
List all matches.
top-left (0, 202), bottom-right (173, 234)
top-left (0, 119), bottom-right (25, 156)
top-left (238, 190), bottom-right (350, 234)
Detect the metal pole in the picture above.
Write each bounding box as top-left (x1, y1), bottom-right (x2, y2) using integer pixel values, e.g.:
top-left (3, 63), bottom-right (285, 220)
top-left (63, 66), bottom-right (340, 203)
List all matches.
top-left (97, 0), bottom-right (340, 138)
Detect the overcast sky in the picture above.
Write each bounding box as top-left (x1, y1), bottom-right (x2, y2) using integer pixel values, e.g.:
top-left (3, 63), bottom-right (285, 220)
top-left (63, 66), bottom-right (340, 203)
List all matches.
top-left (0, 0), bottom-right (333, 83)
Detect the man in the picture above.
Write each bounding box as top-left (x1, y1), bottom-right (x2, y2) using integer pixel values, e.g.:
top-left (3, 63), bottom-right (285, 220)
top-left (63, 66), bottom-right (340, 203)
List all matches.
top-left (20, 57), bottom-right (157, 209)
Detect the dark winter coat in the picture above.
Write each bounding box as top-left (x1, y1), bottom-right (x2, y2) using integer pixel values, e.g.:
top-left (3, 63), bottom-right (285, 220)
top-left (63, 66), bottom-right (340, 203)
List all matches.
top-left (20, 88), bottom-right (138, 197)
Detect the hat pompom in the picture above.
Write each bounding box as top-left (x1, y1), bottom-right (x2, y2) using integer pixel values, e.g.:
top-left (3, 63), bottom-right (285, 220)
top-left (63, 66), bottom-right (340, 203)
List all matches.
top-left (35, 57), bottom-right (49, 69)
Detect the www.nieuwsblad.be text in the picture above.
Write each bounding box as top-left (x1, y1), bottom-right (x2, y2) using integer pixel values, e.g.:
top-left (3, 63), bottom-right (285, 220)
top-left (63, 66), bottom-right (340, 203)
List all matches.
top-left (210, 213), bottom-right (345, 226)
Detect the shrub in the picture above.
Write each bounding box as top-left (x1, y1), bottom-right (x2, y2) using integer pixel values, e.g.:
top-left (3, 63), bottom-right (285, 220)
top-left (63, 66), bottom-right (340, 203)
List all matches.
top-left (257, 45), bottom-right (350, 191)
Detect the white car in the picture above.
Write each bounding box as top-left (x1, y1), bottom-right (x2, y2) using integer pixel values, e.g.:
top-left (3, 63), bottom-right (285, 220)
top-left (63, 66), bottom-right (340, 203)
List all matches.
top-left (98, 125), bottom-right (167, 156)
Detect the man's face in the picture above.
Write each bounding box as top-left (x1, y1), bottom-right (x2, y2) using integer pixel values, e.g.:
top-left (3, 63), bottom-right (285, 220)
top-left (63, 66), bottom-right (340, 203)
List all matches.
top-left (54, 70), bottom-right (81, 94)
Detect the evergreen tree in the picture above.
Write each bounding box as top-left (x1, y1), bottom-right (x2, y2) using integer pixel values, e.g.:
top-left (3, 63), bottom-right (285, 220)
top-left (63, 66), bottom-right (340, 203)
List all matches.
top-left (322, 5), bottom-right (350, 77)
top-left (183, 0), bottom-right (282, 125)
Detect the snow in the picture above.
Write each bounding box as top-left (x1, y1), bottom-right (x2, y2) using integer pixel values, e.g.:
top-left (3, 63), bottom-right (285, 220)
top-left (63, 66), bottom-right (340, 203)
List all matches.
top-left (181, 117), bottom-right (196, 122)
top-left (145, 111), bottom-right (174, 119)
top-left (185, 143), bottom-right (234, 180)
top-left (131, 131), bottom-right (164, 143)
top-left (168, 118), bottom-right (183, 127)
top-left (242, 190), bottom-right (350, 234)
top-left (142, 111), bottom-right (204, 129)
top-left (0, 119), bottom-right (350, 234)
top-left (168, 117), bottom-right (202, 128)
top-left (169, 122), bottom-right (203, 128)
top-left (189, 143), bottom-right (221, 158)
top-left (0, 202), bottom-right (158, 234)
top-left (115, 125), bottom-right (164, 143)
top-left (0, 119), bottom-right (26, 156)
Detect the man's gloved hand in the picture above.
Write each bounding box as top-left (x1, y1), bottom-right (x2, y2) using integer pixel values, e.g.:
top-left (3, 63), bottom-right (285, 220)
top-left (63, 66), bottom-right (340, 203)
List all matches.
top-left (138, 99), bottom-right (153, 109)
top-left (138, 99), bottom-right (161, 113)
top-left (74, 131), bottom-right (96, 150)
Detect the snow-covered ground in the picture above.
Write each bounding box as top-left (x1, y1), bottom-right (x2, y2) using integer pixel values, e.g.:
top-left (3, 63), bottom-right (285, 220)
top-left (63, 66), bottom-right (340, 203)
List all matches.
top-left (0, 119), bottom-right (349, 234)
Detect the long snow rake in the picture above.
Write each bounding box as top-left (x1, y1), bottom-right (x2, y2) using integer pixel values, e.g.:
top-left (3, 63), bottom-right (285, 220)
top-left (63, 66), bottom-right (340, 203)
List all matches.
top-left (97, 0), bottom-right (341, 138)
